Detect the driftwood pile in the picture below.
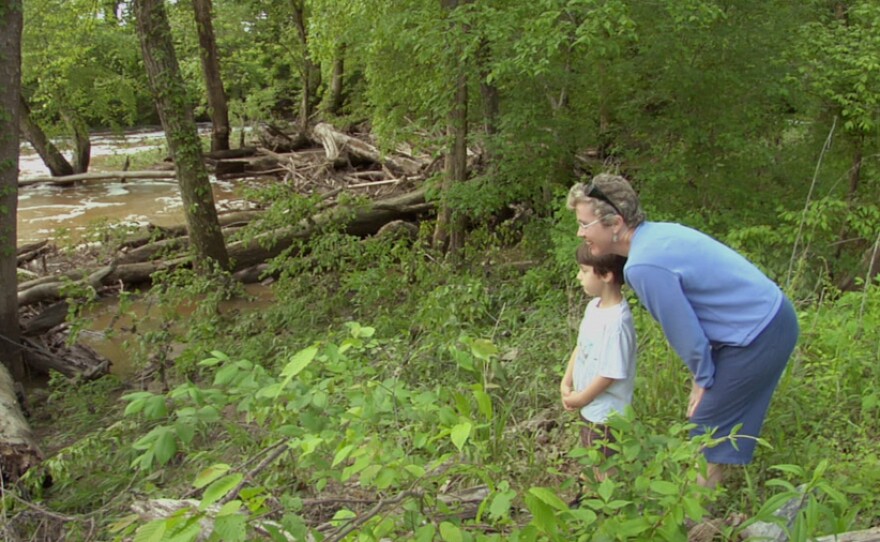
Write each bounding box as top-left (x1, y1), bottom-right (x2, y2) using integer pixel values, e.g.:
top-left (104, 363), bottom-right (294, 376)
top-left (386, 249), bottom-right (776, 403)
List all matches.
top-left (13, 123), bottom-right (435, 383)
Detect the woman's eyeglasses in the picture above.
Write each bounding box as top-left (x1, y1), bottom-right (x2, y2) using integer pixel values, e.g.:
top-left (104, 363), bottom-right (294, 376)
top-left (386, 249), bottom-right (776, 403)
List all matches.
top-left (587, 183), bottom-right (623, 217)
top-left (578, 218), bottom-right (602, 230)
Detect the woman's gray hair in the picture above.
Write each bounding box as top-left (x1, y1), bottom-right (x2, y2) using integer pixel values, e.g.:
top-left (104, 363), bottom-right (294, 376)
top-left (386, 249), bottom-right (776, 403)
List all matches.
top-left (567, 173), bottom-right (646, 227)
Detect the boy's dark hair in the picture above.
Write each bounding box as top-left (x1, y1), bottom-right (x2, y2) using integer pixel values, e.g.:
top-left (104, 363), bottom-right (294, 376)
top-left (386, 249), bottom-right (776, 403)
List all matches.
top-left (576, 243), bottom-right (627, 286)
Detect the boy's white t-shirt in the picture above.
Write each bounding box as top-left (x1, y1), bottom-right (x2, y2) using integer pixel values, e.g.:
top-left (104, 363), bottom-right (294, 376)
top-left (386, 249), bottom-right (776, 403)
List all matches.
top-left (574, 297), bottom-right (637, 423)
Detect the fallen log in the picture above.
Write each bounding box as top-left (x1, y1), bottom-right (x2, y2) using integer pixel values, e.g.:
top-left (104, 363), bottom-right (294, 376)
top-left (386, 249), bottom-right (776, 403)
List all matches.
top-left (111, 189), bottom-right (430, 277)
top-left (0, 363), bottom-right (42, 482)
top-left (16, 190), bottom-right (430, 301)
top-left (17, 243), bottom-right (52, 266)
top-left (312, 123), bottom-right (424, 177)
top-left (21, 301), bottom-right (69, 336)
top-left (204, 147), bottom-right (257, 160)
top-left (17, 261), bottom-right (117, 308)
top-left (21, 336), bottom-right (110, 379)
top-left (16, 240), bottom-right (48, 255)
top-left (227, 187), bottom-right (430, 270)
top-left (118, 211), bottom-right (265, 265)
top-left (18, 170), bottom-right (176, 188)
top-left (19, 270), bottom-right (88, 291)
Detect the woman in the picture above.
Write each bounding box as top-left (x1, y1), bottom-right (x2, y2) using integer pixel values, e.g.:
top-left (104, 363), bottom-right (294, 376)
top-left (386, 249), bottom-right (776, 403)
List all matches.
top-left (567, 173), bottom-right (799, 487)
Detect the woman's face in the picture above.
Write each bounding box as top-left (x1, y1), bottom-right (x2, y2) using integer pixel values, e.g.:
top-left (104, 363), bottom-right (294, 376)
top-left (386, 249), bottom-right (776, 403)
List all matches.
top-left (574, 202), bottom-right (612, 255)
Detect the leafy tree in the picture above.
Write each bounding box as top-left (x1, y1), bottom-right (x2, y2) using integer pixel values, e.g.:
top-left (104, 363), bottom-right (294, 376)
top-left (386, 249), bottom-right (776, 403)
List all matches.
top-left (21, 0), bottom-right (153, 173)
top-left (134, 0), bottom-right (229, 270)
top-left (0, 0), bottom-right (24, 380)
top-left (795, 1), bottom-right (880, 276)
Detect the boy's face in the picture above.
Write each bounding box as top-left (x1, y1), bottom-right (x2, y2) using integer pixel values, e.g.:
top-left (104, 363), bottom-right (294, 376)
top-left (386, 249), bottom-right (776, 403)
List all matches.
top-left (577, 264), bottom-right (604, 296)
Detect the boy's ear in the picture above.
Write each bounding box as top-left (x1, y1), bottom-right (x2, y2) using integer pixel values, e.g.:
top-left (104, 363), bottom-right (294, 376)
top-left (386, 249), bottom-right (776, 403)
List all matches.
top-left (599, 270), bottom-right (617, 284)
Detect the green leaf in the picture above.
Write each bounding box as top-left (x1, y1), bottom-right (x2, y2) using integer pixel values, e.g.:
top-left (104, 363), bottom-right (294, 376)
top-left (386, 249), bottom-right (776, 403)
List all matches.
top-left (282, 346), bottom-right (319, 378)
top-left (153, 428), bottom-right (178, 466)
top-left (210, 514), bottom-right (247, 542)
top-left (682, 496), bottom-right (705, 522)
top-left (616, 517), bottom-right (651, 537)
top-left (528, 487), bottom-right (569, 511)
top-left (200, 474), bottom-right (244, 510)
top-left (404, 464), bottom-right (426, 478)
top-left (597, 477), bottom-right (614, 502)
top-left (415, 524), bottom-right (437, 542)
top-left (194, 464), bottom-right (231, 489)
top-left (332, 444), bottom-right (355, 467)
top-left (175, 422), bottom-right (195, 445)
top-left (277, 346), bottom-right (318, 397)
top-left (488, 491), bottom-right (515, 520)
top-left (650, 480), bottom-right (679, 496)
top-left (217, 500), bottom-right (242, 517)
top-left (770, 464), bottom-right (805, 477)
top-left (524, 492), bottom-right (557, 534)
top-left (473, 389), bottom-right (493, 419)
top-left (133, 520), bottom-right (167, 542)
top-left (450, 422), bottom-right (472, 451)
top-left (165, 518), bottom-right (201, 542)
top-left (438, 521), bottom-right (463, 542)
top-left (470, 338), bottom-right (498, 360)
top-left (214, 364), bottom-right (240, 386)
top-left (144, 396), bottom-right (168, 420)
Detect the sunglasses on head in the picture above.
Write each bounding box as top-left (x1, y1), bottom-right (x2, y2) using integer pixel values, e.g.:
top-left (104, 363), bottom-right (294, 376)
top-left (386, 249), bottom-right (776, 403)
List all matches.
top-left (587, 183), bottom-right (623, 217)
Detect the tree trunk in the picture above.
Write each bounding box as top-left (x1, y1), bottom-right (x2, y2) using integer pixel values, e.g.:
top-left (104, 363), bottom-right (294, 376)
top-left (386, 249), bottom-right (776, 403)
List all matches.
top-left (0, 363), bottom-right (42, 482)
top-left (1, 0), bottom-right (25, 382)
top-left (0, 2), bottom-right (38, 480)
top-left (18, 95), bottom-right (75, 177)
top-left (192, 0), bottom-right (230, 152)
top-left (433, 1), bottom-right (468, 254)
top-left (134, 0), bottom-right (230, 271)
top-left (477, 39), bottom-right (499, 138)
top-left (291, 0), bottom-right (318, 130)
top-left (63, 110), bottom-right (91, 173)
top-left (327, 44), bottom-right (345, 115)
top-left (834, 135), bottom-right (862, 263)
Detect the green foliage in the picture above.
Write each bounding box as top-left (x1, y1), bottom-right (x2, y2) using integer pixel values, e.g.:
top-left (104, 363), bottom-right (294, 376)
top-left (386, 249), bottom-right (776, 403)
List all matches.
top-left (22, 0), bottom-right (151, 130)
top-left (797, 2), bottom-right (880, 135)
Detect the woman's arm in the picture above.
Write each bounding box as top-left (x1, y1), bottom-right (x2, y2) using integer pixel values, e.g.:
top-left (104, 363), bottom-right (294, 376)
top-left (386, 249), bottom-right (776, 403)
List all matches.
top-left (627, 264), bottom-right (716, 388)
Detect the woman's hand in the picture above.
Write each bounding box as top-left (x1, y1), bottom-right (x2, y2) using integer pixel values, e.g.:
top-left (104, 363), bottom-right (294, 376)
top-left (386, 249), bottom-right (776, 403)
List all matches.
top-left (688, 383), bottom-right (705, 418)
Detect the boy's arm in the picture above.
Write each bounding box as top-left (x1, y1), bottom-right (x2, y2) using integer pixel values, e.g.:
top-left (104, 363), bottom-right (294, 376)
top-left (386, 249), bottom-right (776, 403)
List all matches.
top-left (563, 375), bottom-right (616, 411)
top-left (560, 347), bottom-right (577, 395)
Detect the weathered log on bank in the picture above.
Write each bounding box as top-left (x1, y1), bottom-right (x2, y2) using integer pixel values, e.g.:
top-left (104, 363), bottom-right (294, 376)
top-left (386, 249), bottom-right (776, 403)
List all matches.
top-left (18, 170), bottom-right (177, 187)
top-left (227, 188), bottom-right (430, 270)
top-left (21, 336), bottom-right (110, 380)
top-left (117, 211), bottom-right (264, 265)
top-left (17, 261), bottom-right (117, 308)
top-left (0, 363), bottom-right (42, 482)
top-left (312, 123), bottom-right (424, 176)
top-left (110, 188), bottom-right (430, 279)
top-left (16, 190), bottom-right (430, 303)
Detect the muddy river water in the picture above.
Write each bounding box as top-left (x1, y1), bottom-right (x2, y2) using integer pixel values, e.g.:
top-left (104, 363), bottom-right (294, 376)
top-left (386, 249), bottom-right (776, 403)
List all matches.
top-left (17, 127), bottom-right (253, 245)
top-left (18, 129), bottom-right (275, 376)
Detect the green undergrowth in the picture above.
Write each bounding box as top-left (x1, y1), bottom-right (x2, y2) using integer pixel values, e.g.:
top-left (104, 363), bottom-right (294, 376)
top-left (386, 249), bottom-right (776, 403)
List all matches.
top-left (7, 203), bottom-right (879, 541)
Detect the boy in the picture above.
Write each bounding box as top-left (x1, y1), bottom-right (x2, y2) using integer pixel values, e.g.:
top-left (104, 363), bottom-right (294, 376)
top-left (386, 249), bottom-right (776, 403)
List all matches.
top-left (560, 243), bottom-right (636, 478)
